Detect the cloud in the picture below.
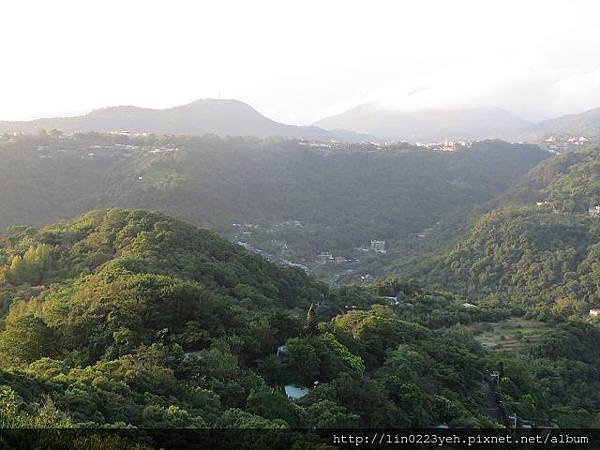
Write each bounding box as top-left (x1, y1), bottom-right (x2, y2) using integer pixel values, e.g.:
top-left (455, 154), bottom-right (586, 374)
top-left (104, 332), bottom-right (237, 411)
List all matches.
top-left (550, 69), bottom-right (600, 115)
top-left (345, 60), bottom-right (600, 121)
top-left (2, 0), bottom-right (600, 124)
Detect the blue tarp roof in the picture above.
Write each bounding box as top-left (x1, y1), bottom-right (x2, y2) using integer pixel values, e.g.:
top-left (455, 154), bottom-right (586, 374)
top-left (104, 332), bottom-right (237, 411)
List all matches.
top-left (284, 385), bottom-right (309, 400)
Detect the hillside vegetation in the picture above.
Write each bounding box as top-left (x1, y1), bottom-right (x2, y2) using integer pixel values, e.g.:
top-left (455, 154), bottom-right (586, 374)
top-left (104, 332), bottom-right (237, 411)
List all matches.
top-left (0, 133), bottom-right (549, 264)
top-left (0, 209), bottom-right (495, 429)
top-left (422, 146), bottom-right (600, 318)
top-left (0, 210), bottom-right (598, 433)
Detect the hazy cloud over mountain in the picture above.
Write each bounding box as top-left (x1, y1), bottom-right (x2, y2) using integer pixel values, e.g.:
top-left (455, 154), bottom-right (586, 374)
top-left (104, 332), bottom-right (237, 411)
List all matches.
top-left (1, 0), bottom-right (600, 124)
top-left (350, 64), bottom-right (600, 122)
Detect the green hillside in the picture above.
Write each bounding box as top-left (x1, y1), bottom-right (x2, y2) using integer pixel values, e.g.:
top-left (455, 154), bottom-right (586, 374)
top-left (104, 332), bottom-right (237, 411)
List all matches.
top-left (0, 209), bottom-right (493, 429)
top-left (0, 209), bottom-right (598, 433)
top-left (0, 133), bottom-right (549, 264)
top-left (422, 146), bottom-right (600, 318)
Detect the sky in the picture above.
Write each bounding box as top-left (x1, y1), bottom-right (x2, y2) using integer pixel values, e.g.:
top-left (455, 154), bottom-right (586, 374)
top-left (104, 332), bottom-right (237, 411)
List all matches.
top-left (1, 0), bottom-right (600, 124)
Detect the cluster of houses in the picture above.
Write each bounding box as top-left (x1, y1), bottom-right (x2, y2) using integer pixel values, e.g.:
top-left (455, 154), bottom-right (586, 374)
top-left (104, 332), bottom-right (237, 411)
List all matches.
top-left (316, 252), bottom-right (350, 265)
top-left (113, 143), bottom-right (139, 151)
top-left (544, 135), bottom-right (588, 145)
top-left (316, 239), bottom-right (386, 265)
top-left (534, 203), bottom-right (600, 217)
top-left (149, 147), bottom-right (178, 154)
top-left (370, 240), bottom-right (386, 253)
top-left (298, 140), bottom-right (389, 151)
top-left (297, 140), bottom-right (429, 153)
top-left (589, 206), bottom-right (600, 217)
top-left (232, 223), bottom-right (260, 236)
top-left (108, 130), bottom-right (150, 137)
top-left (273, 220), bottom-right (303, 229)
top-left (543, 135), bottom-right (589, 153)
top-left (415, 140), bottom-right (471, 152)
top-left (270, 239), bottom-right (289, 250)
top-left (30, 140), bottom-right (144, 160)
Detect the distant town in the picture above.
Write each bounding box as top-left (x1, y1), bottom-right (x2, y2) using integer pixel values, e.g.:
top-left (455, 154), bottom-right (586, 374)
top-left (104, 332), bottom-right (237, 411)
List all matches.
top-left (540, 135), bottom-right (590, 153)
top-left (3, 128), bottom-right (598, 156)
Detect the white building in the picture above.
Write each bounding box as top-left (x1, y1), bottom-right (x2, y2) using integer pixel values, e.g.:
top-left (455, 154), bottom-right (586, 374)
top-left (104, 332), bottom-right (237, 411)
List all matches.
top-left (370, 240), bottom-right (386, 253)
top-left (317, 252), bottom-right (334, 263)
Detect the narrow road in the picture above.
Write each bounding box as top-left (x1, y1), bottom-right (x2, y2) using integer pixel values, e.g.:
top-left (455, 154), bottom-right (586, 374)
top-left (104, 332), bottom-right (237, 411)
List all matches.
top-left (482, 381), bottom-right (504, 424)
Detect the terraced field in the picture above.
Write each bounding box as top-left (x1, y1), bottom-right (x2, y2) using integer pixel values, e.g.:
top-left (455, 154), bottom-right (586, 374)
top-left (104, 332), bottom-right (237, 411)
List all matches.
top-left (470, 318), bottom-right (550, 352)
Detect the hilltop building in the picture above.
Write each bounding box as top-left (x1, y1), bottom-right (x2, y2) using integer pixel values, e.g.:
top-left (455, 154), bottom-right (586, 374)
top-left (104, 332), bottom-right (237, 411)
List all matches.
top-left (370, 240), bottom-right (386, 253)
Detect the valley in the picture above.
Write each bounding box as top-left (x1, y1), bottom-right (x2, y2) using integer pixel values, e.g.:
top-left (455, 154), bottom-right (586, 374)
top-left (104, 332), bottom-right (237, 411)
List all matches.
top-left (0, 132), bottom-right (550, 285)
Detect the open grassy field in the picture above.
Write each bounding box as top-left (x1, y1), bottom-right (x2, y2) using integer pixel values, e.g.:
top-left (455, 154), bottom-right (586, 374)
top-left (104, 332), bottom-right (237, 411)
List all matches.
top-left (470, 317), bottom-right (551, 352)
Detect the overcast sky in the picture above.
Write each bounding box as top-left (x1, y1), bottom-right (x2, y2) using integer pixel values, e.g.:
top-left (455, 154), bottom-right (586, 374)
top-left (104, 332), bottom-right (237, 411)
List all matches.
top-left (2, 0), bottom-right (600, 124)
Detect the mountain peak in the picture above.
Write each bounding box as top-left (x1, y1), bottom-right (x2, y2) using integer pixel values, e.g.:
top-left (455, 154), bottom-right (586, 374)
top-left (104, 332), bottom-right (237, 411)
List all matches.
top-left (87, 105), bottom-right (146, 117)
top-left (0, 99), bottom-right (370, 142)
top-left (315, 103), bottom-right (528, 141)
top-left (173, 98), bottom-right (267, 117)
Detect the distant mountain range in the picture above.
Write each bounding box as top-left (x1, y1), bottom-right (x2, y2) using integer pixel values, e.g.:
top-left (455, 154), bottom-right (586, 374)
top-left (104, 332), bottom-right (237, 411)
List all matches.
top-left (0, 99), bottom-right (373, 142)
top-left (2, 98), bottom-right (600, 143)
top-left (315, 103), bottom-right (600, 142)
top-left (519, 107), bottom-right (600, 141)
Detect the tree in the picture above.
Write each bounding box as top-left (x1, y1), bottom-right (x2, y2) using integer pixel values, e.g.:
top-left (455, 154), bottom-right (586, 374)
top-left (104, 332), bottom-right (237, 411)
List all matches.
top-left (217, 408), bottom-right (288, 429)
top-left (304, 400), bottom-right (359, 428)
top-left (5, 244), bottom-right (52, 285)
top-left (306, 303), bottom-right (317, 333)
top-left (0, 387), bottom-right (27, 428)
top-left (245, 386), bottom-right (302, 427)
top-left (0, 315), bottom-right (56, 367)
top-left (283, 338), bottom-right (320, 385)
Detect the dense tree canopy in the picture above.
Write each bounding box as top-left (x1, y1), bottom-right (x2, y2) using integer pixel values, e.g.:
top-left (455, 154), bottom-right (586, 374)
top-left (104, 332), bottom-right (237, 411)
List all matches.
top-left (0, 208), bottom-right (512, 431)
